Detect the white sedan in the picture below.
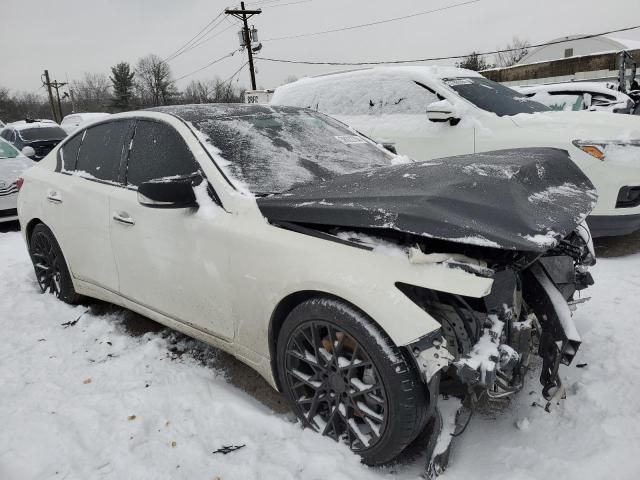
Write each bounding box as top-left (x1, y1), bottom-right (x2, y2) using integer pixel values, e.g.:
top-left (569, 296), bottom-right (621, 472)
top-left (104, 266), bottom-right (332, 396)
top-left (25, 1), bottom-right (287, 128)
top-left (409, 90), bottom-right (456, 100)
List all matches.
top-left (0, 138), bottom-right (34, 222)
top-left (17, 105), bottom-right (596, 470)
top-left (514, 82), bottom-right (636, 114)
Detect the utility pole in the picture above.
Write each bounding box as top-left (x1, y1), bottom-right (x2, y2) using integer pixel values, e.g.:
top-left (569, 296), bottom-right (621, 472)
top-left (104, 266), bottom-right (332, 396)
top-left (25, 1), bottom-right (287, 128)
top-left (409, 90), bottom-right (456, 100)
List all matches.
top-left (42, 70), bottom-right (58, 122)
top-left (41, 71), bottom-right (67, 123)
top-left (50, 80), bottom-right (67, 122)
top-left (225, 2), bottom-right (262, 90)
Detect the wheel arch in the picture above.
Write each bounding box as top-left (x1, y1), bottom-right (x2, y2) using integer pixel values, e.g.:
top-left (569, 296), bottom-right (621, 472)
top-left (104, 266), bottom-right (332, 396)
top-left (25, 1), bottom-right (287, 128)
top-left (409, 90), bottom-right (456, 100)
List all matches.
top-left (268, 290), bottom-right (392, 391)
top-left (25, 217), bottom-right (44, 243)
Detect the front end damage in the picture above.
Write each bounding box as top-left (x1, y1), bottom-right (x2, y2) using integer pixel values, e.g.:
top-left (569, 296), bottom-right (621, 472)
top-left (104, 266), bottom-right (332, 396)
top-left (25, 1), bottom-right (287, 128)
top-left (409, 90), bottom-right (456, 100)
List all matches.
top-left (256, 148), bottom-right (598, 473)
top-left (399, 226), bottom-right (595, 475)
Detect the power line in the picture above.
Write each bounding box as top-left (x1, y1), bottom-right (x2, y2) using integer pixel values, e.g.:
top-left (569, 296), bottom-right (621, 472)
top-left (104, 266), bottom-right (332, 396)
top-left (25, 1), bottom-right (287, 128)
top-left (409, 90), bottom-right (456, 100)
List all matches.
top-left (163, 11), bottom-right (225, 62)
top-left (260, 0), bottom-right (312, 8)
top-left (222, 61), bottom-right (250, 86)
top-left (262, 0), bottom-right (480, 42)
top-left (177, 20), bottom-right (237, 57)
top-left (173, 50), bottom-right (240, 83)
top-left (259, 24), bottom-right (640, 65)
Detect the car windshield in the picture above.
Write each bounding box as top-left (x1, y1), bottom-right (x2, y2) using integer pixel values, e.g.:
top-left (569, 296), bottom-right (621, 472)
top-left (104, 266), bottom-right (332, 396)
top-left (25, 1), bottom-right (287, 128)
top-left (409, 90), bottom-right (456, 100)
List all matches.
top-left (18, 126), bottom-right (66, 141)
top-left (0, 139), bottom-right (19, 159)
top-left (443, 77), bottom-right (550, 116)
top-left (173, 105), bottom-right (393, 195)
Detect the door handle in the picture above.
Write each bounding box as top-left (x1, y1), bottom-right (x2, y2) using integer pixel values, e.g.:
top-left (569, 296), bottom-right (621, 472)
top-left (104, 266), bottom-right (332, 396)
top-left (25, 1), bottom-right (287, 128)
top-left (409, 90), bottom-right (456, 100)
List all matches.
top-left (46, 190), bottom-right (62, 204)
top-left (113, 212), bottom-right (135, 226)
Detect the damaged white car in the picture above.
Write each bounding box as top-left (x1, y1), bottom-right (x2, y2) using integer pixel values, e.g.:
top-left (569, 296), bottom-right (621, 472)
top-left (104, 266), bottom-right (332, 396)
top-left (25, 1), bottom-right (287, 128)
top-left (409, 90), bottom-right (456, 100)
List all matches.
top-left (17, 105), bottom-right (597, 474)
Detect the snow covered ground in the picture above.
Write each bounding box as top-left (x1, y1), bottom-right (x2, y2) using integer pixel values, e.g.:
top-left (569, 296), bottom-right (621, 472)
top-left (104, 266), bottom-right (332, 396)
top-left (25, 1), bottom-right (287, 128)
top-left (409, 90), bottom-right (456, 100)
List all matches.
top-left (1, 227), bottom-right (640, 480)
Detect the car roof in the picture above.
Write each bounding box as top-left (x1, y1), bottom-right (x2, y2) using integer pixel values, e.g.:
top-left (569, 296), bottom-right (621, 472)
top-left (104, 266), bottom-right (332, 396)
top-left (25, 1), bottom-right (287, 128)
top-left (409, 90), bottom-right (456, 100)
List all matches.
top-left (8, 120), bottom-right (60, 131)
top-left (516, 82), bottom-right (627, 97)
top-left (149, 103), bottom-right (313, 120)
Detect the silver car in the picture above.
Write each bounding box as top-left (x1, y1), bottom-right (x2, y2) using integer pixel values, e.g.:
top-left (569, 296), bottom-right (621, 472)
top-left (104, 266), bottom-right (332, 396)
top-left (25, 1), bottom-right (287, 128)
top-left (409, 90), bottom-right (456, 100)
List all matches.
top-left (0, 138), bottom-right (34, 222)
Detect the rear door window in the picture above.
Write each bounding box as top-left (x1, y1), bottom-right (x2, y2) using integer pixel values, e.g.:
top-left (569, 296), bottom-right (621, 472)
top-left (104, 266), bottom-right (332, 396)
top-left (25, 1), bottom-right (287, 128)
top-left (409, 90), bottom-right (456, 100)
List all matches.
top-left (59, 132), bottom-right (84, 171)
top-left (75, 120), bottom-right (133, 182)
top-left (126, 120), bottom-right (199, 186)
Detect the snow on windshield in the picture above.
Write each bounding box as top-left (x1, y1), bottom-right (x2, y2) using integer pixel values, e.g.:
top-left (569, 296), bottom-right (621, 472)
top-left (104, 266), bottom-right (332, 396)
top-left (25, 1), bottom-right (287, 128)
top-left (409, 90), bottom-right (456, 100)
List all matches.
top-left (444, 77), bottom-right (550, 116)
top-left (172, 105), bottom-right (392, 194)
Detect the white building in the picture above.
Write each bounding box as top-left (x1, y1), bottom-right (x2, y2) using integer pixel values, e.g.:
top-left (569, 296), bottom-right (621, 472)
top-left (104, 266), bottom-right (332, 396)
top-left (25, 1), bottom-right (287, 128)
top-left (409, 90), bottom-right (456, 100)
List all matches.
top-left (517, 35), bottom-right (640, 64)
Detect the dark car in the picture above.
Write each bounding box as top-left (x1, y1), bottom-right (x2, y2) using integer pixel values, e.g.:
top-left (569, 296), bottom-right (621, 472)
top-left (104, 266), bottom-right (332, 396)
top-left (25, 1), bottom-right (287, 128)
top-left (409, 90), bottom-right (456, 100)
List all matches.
top-left (0, 120), bottom-right (67, 161)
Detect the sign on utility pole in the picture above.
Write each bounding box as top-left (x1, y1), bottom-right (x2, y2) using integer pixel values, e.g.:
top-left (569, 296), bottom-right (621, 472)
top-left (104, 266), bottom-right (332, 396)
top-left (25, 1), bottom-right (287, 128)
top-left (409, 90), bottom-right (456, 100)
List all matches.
top-left (225, 2), bottom-right (262, 90)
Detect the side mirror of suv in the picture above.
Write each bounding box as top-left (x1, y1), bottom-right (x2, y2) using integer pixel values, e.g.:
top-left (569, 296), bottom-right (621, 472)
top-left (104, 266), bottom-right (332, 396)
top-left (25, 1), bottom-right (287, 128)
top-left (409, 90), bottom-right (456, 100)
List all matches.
top-left (21, 146), bottom-right (36, 158)
top-left (427, 99), bottom-right (459, 125)
top-left (138, 178), bottom-right (198, 209)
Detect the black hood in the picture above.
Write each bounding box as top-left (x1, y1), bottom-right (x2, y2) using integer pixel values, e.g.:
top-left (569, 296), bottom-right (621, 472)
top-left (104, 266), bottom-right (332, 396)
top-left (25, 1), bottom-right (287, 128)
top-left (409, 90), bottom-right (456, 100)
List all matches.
top-left (256, 148), bottom-right (597, 252)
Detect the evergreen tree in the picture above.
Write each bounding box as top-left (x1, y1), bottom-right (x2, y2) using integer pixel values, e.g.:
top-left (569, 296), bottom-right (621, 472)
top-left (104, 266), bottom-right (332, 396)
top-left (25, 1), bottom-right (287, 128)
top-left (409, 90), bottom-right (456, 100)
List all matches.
top-left (110, 62), bottom-right (135, 111)
top-left (456, 52), bottom-right (494, 72)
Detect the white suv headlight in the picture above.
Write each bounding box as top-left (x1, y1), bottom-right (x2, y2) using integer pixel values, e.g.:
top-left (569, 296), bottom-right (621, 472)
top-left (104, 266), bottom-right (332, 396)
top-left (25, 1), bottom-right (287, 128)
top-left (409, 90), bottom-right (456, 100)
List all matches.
top-left (573, 140), bottom-right (640, 164)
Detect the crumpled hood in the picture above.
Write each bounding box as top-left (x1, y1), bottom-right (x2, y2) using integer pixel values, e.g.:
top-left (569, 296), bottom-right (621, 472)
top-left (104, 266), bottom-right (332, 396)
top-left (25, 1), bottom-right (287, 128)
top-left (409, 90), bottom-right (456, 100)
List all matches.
top-left (257, 148), bottom-right (598, 252)
top-left (510, 111), bottom-right (640, 138)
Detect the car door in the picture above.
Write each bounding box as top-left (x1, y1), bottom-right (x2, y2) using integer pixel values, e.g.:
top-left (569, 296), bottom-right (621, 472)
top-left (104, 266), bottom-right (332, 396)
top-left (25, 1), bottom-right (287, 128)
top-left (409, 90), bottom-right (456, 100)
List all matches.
top-left (42, 120), bottom-right (133, 292)
top-left (109, 118), bottom-right (234, 340)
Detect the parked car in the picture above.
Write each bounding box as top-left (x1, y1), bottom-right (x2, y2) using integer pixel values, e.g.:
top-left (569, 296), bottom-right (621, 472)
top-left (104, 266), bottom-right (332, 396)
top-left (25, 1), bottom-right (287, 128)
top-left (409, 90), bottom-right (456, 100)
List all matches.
top-left (0, 120), bottom-right (67, 161)
top-left (60, 112), bottom-right (110, 135)
top-left (18, 104), bottom-right (596, 471)
top-left (272, 66), bottom-right (640, 237)
top-left (514, 82), bottom-right (636, 114)
top-left (0, 138), bottom-right (34, 222)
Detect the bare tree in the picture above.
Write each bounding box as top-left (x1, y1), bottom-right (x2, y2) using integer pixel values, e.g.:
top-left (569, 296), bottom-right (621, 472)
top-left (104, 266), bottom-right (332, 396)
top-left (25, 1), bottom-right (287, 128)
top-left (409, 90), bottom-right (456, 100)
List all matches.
top-left (494, 36), bottom-right (530, 68)
top-left (0, 87), bottom-right (52, 121)
top-left (183, 79), bottom-right (216, 104)
top-left (70, 73), bottom-right (111, 112)
top-left (136, 54), bottom-right (176, 107)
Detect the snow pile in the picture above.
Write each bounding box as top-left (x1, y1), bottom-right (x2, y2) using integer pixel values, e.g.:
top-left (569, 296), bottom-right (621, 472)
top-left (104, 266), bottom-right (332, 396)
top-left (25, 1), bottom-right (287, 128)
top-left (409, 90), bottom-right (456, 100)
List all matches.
top-left (1, 230), bottom-right (640, 479)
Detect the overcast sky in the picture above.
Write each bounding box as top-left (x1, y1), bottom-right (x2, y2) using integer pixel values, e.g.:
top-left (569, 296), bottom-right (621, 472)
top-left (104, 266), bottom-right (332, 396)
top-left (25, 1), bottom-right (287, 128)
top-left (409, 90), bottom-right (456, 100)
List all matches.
top-left (3, 0), bottom-right (639, 95)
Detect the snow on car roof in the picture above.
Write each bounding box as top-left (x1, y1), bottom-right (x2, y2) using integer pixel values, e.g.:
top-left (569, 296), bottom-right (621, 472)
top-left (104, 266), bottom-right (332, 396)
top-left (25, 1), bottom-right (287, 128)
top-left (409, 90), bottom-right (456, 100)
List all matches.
top-left (8, 120), bottom-right (59, 130)
top-left (276, 66), bottom-right (482, 94)
top-left (65, 112), bottom-right (110, 120)
top-left (272, 66), bottom-right (484, 115)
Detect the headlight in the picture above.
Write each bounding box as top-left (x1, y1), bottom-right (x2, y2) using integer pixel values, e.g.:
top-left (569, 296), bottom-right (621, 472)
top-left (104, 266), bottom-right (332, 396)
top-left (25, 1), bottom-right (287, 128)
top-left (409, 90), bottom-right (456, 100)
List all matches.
top-left (573, 140), bottom-right (640, 163)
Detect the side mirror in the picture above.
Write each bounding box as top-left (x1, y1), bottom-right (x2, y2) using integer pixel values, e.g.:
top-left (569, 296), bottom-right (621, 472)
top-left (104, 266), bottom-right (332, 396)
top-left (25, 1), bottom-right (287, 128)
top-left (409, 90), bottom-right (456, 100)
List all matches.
top-left (583, 93), bottom-right (592, 109)
top-left (21, 146), bottom-right (36, 158)
top-left (138, 178), bottom-right (198, 209)
top-left (426, 99), bottom-right (459, 124)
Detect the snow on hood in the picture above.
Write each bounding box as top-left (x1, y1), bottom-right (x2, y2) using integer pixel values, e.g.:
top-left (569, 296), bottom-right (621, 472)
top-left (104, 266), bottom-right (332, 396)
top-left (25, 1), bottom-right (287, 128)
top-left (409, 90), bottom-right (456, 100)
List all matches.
top-left (257, 148), bottom-right (597, 253)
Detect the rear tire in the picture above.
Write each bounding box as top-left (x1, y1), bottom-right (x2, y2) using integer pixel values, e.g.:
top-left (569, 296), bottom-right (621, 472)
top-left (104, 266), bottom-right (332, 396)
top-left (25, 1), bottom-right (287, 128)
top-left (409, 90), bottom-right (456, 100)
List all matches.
top-left (276, 297), bottom-right (428, 465)
top-left (28, 223), bottom-right (81, 304)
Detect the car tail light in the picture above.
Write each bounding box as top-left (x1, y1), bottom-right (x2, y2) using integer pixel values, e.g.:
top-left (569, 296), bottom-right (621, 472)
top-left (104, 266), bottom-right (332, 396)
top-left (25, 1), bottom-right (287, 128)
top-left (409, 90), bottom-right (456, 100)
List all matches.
top-left (16, 177), bottom-right (24, 191)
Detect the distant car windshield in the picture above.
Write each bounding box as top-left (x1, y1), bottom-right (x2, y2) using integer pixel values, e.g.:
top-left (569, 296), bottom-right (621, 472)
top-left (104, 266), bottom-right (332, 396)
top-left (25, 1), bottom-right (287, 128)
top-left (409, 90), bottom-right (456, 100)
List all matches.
top-left (443, 77), bottom-right (550, 116)
top-left (19, 126), bottom-right (66, 141)
top-left (167, 105), bottom-right (393, 194)
top-left (0, 139), bottom-right (19, 159)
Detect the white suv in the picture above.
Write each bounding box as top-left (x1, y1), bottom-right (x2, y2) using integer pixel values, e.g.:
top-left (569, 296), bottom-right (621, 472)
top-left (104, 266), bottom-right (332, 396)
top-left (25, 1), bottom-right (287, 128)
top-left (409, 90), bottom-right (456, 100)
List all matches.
top-left (272, 66), bottom-right (640, 237)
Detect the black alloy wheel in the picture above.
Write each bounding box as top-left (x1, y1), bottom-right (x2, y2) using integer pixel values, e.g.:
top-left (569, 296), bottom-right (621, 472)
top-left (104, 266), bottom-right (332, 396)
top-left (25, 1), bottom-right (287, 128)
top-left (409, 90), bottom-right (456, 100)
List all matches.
top-left (29, 224), bottom-right (81, 304)
top-left (277, 298), bottom-right (429, 465)
top-left (284, 320), bottom-right (388, 450)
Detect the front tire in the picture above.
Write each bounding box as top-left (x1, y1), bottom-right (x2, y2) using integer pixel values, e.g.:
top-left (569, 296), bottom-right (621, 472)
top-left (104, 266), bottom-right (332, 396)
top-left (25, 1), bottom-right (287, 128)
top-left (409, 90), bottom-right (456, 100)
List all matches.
top-left (29, 223), bottom-right (81, 304)
top-left (277, 297), bottom-right (428, 465)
